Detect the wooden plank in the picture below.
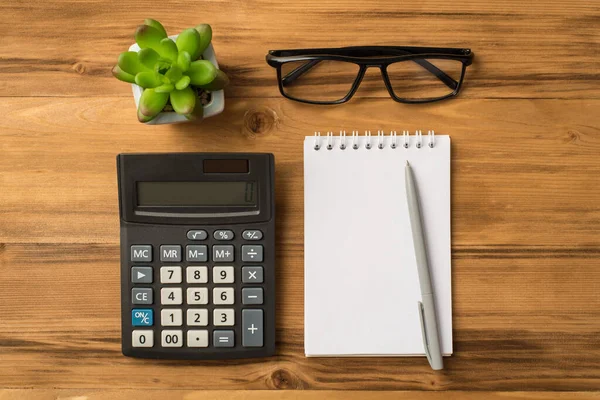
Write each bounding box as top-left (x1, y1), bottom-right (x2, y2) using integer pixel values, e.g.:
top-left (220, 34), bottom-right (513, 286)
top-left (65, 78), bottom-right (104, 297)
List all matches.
top-left (1, 0), bottom-right (599, 99)
top-left (0, 97), bottom-right (599, 247)
top-left (0, 243), bottom-right (599, 389)
top-left (1, 390), bottom-right (600, 400)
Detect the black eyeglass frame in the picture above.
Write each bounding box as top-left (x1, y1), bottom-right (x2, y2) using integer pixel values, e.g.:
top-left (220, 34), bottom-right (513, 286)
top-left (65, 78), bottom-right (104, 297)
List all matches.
top-left (266, 46), bottom-right (474, 105)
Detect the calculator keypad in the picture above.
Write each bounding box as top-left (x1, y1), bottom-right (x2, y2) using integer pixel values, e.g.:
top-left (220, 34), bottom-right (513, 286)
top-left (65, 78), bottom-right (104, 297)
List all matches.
top-left (128, 228), bottom-right (267, 351)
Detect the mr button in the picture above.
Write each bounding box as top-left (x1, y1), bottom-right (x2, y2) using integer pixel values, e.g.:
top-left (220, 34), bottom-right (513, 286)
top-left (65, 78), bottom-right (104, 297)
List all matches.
top-left (160, 245), bottom-right (182, 262)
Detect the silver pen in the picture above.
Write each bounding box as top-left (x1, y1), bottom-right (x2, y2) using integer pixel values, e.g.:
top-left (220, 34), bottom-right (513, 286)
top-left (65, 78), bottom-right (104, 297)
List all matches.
top-left (405, 161), bottom-right (444, 370)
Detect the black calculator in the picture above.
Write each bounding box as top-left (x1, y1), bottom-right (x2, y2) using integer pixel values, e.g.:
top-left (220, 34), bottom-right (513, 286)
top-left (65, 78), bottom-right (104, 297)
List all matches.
top-left (117, 153), bottom-right (275, 359)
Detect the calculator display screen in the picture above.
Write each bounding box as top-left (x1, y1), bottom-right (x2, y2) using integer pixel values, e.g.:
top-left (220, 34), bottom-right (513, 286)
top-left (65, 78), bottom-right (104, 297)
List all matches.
top-left (136, 181), bottom-right (257, 207)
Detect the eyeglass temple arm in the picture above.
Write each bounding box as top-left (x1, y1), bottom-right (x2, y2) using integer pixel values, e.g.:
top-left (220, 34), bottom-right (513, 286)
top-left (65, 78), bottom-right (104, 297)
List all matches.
top-left (281, 59), bottom-right (321, 87)
top-left (281, 58), bottom-right (458, 90)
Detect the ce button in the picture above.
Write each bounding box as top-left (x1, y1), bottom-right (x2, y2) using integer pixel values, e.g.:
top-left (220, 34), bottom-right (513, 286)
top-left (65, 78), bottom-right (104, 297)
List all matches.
top-left (132, 288), bottom-right (153, 305)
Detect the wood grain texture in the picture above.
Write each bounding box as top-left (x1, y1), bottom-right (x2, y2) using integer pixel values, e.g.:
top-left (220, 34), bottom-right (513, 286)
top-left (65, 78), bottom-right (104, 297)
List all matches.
top-left (1, 0), bottom-right (600, 395)
top-left (0, 0), bottom-right (599, 99)
top-left (1, 391), bottom-right (600, 400)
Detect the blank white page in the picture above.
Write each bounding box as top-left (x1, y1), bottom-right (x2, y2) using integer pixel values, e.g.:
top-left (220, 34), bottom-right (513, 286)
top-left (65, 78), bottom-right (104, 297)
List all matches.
top-left (304, 134), bottom-right (452, 356)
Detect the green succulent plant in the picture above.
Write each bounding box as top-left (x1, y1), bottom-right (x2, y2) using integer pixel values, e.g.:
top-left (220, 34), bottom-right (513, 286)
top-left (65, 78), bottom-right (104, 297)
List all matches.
top-left (112, 19), bottom-right (229, 122)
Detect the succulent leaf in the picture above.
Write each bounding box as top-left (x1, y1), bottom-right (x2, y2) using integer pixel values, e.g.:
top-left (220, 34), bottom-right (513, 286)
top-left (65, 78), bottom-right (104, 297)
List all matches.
top-left (194, 24), bottom-right (213, 57)
top-left (177, 51), bottom-right (191, 72)
top-left (176, 28), bottom-right (202, 60)
top-left (155, 83), bottom-right (175, 93)
top-left (112, 65), bottom-right (136, 83)
top-left (165, 64), bottom-right (183, 83)
top-left (143, 18), bottom-right (168, 38)
top-left (157, 38), bottom-right (178, 62)
top-left (185, 97), bottom-right (205, 121)
top-left (175, 75), bottom-right (191, 90)
top-left (187, 60), bottom-right (218, 86)
top-left (135, 71), bottom-right (162, 88)
top-left (138, 88), bottom-right (169, 121)
top-left (135, 25), bottom-right (166, 50)
top-left (170, 86), bottom-right (196, 115)
top-left (195, 69), bottom-right (229, 91)
top-left (138, 48), bottom-right (160, 69)
top-left (137, 108), bottom-right (156, 123)
top-left (118, 51), bottom-right (150, 75)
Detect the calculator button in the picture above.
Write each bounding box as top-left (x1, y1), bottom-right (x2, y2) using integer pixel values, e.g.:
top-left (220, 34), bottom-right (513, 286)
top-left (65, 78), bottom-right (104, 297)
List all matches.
top-left (160, 245), bottom-right (182, 262)
top-left (131, 309), bottom-right (153, 327)
top-left (160, 266), bottom-right (182, 284)
top-left (186, 266), bottom-right (208, 283)
top-left (241, 245), bottom-right (263, 262)
top-left (213, 245), bottom-right (234, 262)
top-left (213, 266), bottom-right (234, 284)
top-left (161, 330), bottom-right (183, 347)
top-left (131, 245), bottom-right (152, 262)
top-left (213, 330), bottom-right (234, 347)
top-left (186, 245), bottom-right (208, 262)
top-left (213, 230), bottom-right (234, 240)
top-left (242, 266), bottom-right (264, 283)
top-left (242, 230), bottom-right (263, 240)
top-left (132, 330), bottom-right (154, 347)
top-left (187, 287), bottom-right (209, 305)
top-left (213, 287), bottom-right (235, 305)
top-left (187, 230), bottom-right (208, 241)
top-left (132, 288), bottom-right (153, 305)
top-left (186, 308), bottom-right (208, 326)
top-left (131, 266), bottom-right (153, 284)
top-left (213, 309), bottom-right (235, 326)
top-left (242, 309), bottom-right (263, 347)
top-left (161, 308), bottom-right (183, 326)
top-left (161, 288), bottom-right (183, 305)
top-left (242, 288), bottom-right (263, 305)
top-left (187, 330), bottom-right (209, 347)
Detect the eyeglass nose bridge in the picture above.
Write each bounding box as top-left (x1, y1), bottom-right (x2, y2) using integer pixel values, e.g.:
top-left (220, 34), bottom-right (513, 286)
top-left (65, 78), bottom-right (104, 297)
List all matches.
top-left (347, 64), bottom-right (397, 102)
top-left (364, 63), bottom-right (385, 69)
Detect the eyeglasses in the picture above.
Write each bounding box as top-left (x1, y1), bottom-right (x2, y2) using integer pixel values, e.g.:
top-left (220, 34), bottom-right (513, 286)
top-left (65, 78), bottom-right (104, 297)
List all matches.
top-left (266, 46), bottom-right (473, 105)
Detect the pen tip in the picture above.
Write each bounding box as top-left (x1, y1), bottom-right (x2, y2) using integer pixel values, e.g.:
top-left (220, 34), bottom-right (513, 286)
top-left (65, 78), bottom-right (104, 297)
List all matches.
top-left (406, 160), bottom-right (410, 166)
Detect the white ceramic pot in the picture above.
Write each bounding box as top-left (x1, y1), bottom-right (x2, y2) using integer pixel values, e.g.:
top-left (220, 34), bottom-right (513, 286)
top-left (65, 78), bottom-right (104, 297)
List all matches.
top-left (128, 35), bottom-right (225, 125)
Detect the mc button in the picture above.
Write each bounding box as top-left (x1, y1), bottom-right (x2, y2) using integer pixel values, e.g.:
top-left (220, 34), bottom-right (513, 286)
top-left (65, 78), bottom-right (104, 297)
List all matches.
top-left (130, 245), bottom-right (152, 262)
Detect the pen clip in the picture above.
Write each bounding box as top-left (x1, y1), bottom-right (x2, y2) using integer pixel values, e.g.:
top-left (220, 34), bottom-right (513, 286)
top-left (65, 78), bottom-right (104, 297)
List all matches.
top-left (418, 301), bottom-right (433, 366)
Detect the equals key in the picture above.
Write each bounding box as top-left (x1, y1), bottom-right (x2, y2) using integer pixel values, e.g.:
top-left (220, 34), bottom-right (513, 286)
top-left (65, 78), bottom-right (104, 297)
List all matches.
top-left (213, 331), bottom-right (234, 348)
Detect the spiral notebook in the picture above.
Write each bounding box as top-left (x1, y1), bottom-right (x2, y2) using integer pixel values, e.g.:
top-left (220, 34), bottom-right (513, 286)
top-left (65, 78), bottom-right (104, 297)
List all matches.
top-left (304, 131), bottom-right (452, 357)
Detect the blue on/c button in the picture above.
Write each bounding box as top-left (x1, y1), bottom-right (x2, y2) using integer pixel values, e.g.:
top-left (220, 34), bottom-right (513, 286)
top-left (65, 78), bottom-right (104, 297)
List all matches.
top-left (132, 309), bottom-right (153, 326)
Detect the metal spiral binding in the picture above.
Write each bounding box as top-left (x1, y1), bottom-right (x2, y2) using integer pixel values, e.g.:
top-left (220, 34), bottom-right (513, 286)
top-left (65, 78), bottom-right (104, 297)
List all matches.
top-left (428, 130), bottom-right (435, 148)
top-left (339, 130), bottom-right (347, 150)
top-left (377, 130), bottom-right (385, 149)
top-left (415, 130), bottom-right (423, 148)
top-left (313, 130), bottom-right (436, 150)
top-left (326, 131), bottom-right (334, 150)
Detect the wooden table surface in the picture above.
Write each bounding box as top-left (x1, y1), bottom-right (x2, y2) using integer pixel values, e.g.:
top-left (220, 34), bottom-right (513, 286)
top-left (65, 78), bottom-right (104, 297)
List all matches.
top-left (1, 0), bottom-right (599, 398)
